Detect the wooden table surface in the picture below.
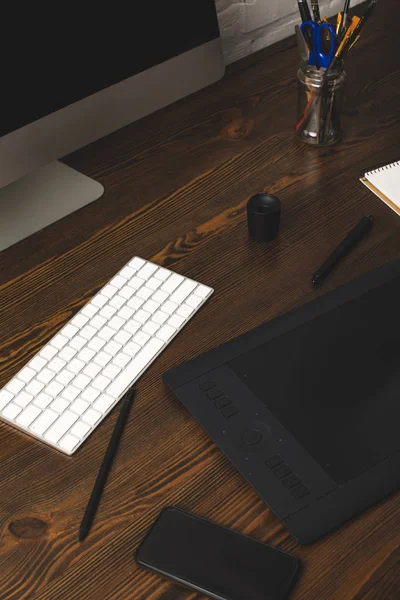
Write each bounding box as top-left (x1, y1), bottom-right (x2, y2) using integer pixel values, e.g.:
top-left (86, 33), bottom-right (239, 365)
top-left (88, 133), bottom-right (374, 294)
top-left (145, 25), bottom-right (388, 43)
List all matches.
top-left (1, 3), bottom-right (399, 599)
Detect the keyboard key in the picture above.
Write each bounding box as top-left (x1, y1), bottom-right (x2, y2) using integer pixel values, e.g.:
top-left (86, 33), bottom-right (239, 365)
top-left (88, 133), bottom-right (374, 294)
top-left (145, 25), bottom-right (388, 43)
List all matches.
top-left (73, 374), bottom-right (91, 390)
top-left (102, 364), bottom-right (121, 380)
top-left (31, 409), bottom-right (58, 435)
top-left (161, 301), bottom-right (178, 315)
top-left (120, 266), bottom-right (136, 279)
top-left (194, 284), bottom-right (211, 299)
top-left (136, 287), bottom-right (153, 301)
top-left (83, 363), bottom-right (102, 378)
top-left (19, 367), bottom-right (36, 383)
top-left (93, 394), bottom-right (115, 413)
top-left (62, 386), bottom-right (80, 402)
top-left (90, 315), bottom-right (107, 330)
top-left (107, 338), bottom-right (164, 398)
top-left (56, 370), bottom-right (75, 385)
top-left (82, 408), bottom-right (102, 426)
top-left (132, 332), bottom-right (150, 346)
top-left (37, 368), bottom-right (55, 384)
top-left (100, 305), bottom-right (117, 319)
top-left (94, 352), bottom-right (112, 367)
top-left (186, 294), bottom-right (203, 309)
top-left (16, 405), bottom-right (41, 427)
top-left (161, 273), bottom-right (184, 294)
top-left (98, 326), bottom-right (115, 341)
top-left (69, 335), bottom-right (87, 351)
top-left (152, 290), bottom-right (168, 304)
top-left (34, 393), bottom-right (53, 409)
top-left (58, 346), bottom-right (77, 361)
top-left (14, 391), bottom-right (34, 408)
top-left (117, 306), bottom-right (134, 321)
top-left (137, 262), bottom-right (158, 280)
top-left (168, 314), bottom-right (185, 328)
top-left (71, 314), bottom-right (89, 328)
top-left (48, 357), bottom-right (67, 372)
top-left (156, 325), bottom-right (176, 342)
top-left (101, 284), bottom-right (118, 299)
top-left (153, 310), bottom-right (169, 325)
top-left (71, 421), bottom-right (91, 439)
top-left (81, 304), bottom-right (99, 318)
top-left (91, 294), bottom-right (108, 308)
top-left (70, 398), bottom-right (89, 415)
top-left (45, 381), bottom-right (64, 397)
top-left (6, 379), bottom-right (25, 394)
top-left (134, 309), bottom-right (150, 324)
top-left (119, 285), bottom-right (136, 300)
top-left (123, 320), bottom-right (141, 335)
top-left (109, 295), bottom-right (125, 309)
top-left (103, 341), bottom-right (122, 356)
top-left (128, 257), bottom-right (145, 270)
top-left (113, 330), bottom-right (131, 345)
top-left (68, 358), bottom-right (85, 374)
top-left (2, 403), bottom-right (22, 421)
top-left (59, 433), bottom-right (80, 453)
top-left (146, 277), bottom-right (162, 291)
top-left (143, 299), bottom-right (160, 314)
top-left (170, 280), bottom-right (197, 305)
top-left (108, 316), bottom-right (125, 331)
top-left (40, 346), bottom-right (58, 360)
top-left (29, 356), bottom-right (48, 371)
top-left (113, 352), bottom-right (131, 368)
top-left (51, 397), bottom-right (70, 413)
top-left (177, 304), bottom-right (194, 319)
top-left (51, 335), bottom-right (69, 350)
top-left (45, 411), bottom-right (78, 443)
top-left (81, 387), bottom-right (101, 403)
top-left (127, 297), bottom-right (144, 311)
top-left (124, 342), bottom-right (141, 357)
top-left (110, 274), bottom-right (127, 289)
top-left (25, 380), bottom-right (45, 396)
top-left (0, 390), bottom-right (13, 409)
top-left (128, 276), bottom-right (145, 291)
top-left (80, 325), bottom-right (97, 340)
top-left (92, 375), bottom-right (111, 392)
top-left (77, 348), bottom-right (96, 363)
top-left (153, 267), bottom-right (170, 281)
top-left (62, 324), bottom-right (79, 339)
top-left (88, 336), bottom-right (106, 352)
top-left (142, 321), bottom-right (160, 336)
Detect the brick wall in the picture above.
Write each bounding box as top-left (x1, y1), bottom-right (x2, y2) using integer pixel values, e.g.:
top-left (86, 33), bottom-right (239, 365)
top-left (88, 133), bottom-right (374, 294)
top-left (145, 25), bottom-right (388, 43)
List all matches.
top-left (216, 0), bottom-right (364, 64)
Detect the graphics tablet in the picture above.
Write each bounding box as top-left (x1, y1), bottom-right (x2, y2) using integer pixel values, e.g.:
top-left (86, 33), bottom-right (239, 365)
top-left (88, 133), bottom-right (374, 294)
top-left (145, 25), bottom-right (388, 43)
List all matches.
top-left (163, 260), bottom-right (400, 544)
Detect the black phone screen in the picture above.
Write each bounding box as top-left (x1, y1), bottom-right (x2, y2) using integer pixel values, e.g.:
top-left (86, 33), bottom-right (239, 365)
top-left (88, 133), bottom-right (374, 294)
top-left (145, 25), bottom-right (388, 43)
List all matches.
top-left (135, 507), bottom-right (299, 600)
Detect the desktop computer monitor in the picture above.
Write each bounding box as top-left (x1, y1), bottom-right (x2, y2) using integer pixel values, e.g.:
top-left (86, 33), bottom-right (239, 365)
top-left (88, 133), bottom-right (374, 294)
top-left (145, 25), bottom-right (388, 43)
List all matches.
top-left (0, 2), bottom-right (224, 252)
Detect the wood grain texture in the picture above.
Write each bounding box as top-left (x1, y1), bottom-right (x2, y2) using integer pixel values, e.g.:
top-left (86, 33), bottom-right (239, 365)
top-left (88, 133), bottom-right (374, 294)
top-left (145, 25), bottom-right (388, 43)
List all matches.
top-left (1, 2), bottom-right (400, 598)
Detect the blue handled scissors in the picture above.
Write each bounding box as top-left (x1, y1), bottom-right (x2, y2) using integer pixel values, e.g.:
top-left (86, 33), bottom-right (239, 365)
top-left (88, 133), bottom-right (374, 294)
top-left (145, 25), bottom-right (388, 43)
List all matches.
top-left (300, 21), bottom-right (336, 69)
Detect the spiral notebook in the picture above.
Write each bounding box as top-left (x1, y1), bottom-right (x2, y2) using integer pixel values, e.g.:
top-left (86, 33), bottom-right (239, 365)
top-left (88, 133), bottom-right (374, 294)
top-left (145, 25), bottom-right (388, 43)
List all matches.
top-left (361, 160), bottom-right (400, 216)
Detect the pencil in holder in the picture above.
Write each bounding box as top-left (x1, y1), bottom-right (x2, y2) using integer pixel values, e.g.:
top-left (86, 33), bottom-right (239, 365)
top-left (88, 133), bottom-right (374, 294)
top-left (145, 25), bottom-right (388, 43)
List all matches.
top-left (296, 65), bottom-right (347, 146)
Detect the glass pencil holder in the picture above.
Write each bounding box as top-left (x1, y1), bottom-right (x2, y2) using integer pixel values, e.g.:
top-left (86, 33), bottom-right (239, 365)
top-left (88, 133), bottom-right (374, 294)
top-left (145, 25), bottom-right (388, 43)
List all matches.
top-left (296, 65), bottom-right (347, 146)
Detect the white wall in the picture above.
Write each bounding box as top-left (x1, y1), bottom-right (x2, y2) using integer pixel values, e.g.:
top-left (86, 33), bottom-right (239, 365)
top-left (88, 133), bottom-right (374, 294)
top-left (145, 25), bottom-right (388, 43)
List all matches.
top-left (216, 0), bottom-right (364, 64)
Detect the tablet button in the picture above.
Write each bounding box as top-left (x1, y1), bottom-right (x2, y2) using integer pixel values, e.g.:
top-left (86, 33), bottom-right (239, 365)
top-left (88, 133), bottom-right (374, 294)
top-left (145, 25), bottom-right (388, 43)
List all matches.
top-left (241, 429), bottom-right (262, 445)
top-left (282, 474), bottom-right (300, 489)
top-left (199, 381), bottom-right (215, 391)
top-left (214, 396), bottom-right (230, 409)
top-left (207, 388), bottom-right (224, 400)
top-left (274, 465), bottom-right (292, 479)
top-left (292, 484), bottom-right (310, 499)
top-left (265, 455), bottom-right (283, 469)
top-left (222, 405), bottom-right (239, 418)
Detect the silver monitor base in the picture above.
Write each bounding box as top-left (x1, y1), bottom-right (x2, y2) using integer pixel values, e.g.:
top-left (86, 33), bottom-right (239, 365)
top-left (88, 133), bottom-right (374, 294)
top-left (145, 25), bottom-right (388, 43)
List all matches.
top-left (0, 161), bottom-right (104, 252)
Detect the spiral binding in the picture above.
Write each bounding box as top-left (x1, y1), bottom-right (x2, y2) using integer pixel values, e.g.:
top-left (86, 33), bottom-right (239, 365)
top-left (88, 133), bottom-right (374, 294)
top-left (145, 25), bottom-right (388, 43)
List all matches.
top-left (365, 160), bottom-right (400, 178)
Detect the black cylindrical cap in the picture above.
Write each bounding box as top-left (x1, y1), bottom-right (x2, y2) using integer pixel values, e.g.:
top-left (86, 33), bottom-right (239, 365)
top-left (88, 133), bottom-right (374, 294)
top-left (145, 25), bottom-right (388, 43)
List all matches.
top-left (247, 193), bottom-right (281, 242)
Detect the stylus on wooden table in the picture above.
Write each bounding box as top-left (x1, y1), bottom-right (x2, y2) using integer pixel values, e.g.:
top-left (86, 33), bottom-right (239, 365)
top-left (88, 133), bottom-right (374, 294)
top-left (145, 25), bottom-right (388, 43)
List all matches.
top-left (79, 387), bottom-right (136, 542)
top-left (312, 215), bottom-right (374, 285)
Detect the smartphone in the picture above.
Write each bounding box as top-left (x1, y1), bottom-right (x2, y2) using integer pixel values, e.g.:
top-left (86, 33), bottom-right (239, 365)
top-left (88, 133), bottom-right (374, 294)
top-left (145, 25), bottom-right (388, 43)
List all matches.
top-left (135, 507), bottom-right (300, 600)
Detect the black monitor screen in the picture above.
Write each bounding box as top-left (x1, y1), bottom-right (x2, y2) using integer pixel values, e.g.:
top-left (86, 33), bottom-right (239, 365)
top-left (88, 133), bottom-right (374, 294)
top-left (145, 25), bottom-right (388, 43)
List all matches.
top-left (231, 276), bottom-right (400, 484)
top-left (1, 2), bottom-right (220, 137)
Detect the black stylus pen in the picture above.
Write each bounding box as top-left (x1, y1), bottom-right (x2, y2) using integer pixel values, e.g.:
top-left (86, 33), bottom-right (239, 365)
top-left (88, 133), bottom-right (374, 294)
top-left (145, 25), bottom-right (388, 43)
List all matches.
top-left (312, 215), bottom-right (374, 285)
top-left (79, 387), bottom-right (135, 542)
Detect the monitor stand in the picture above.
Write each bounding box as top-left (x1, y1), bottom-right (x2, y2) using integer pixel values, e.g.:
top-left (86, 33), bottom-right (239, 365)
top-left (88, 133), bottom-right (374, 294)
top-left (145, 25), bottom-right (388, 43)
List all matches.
top-left (0, 161), bottom-right (104, 252)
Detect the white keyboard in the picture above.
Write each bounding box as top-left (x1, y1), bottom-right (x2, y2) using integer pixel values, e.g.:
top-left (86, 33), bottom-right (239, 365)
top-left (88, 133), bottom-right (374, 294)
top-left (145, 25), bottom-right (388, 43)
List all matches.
top-left (0, 257), bottom-right (213, 455)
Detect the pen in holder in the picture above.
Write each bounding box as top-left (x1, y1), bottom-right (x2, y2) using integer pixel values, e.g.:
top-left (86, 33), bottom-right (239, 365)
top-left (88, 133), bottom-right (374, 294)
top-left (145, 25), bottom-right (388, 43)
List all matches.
top-left (296, 65), bottom-right (347, 146)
